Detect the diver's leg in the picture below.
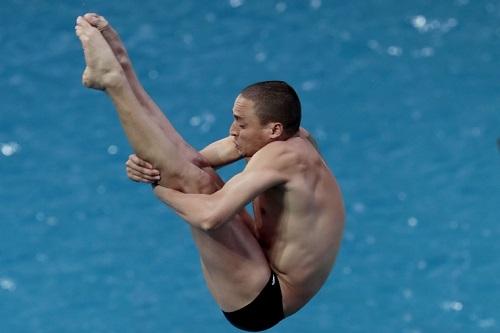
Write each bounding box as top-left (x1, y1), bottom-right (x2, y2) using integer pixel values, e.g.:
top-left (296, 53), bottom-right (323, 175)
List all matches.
top-left (75, 16), bottom-right (204, 191)
top-left (76, 16), bottom-right (272, 311)
top-left (82, 13), bottom-right (203, 165)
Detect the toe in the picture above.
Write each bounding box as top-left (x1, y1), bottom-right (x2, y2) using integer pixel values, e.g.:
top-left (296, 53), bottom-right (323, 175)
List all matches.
top-left (84, 13), bottom-right (108, 31)
top-left (83, 13), bottom-right (99, 25)
top-left (75, 25), bottom-right (85, 39)
top-left (76, 16), bottom-right (92, 29)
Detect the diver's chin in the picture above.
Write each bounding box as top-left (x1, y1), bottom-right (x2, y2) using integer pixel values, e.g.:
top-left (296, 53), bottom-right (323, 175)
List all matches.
top-left (238, 148), bottom-right (251, 159)
top-left (234, 142), bottom-right (244, 156)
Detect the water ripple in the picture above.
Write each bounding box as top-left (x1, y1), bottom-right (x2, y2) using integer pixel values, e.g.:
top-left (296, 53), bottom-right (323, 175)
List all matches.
top-left (1, 142), bottom-right (20, 157)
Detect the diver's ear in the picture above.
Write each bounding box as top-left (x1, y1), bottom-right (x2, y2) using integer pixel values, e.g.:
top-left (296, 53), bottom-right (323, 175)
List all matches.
top-left (268, 122), bottom-right (284, 139)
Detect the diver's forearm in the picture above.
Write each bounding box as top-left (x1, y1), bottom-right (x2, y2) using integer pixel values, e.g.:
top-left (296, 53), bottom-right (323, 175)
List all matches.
top-left (153, 185), bottom-right (223, 230)
top-left (200, 136), bottom-right (242, 169)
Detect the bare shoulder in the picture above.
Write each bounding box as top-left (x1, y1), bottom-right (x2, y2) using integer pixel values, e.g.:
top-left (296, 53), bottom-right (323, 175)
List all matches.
top-left (246, 137), bottom-right (310, 173)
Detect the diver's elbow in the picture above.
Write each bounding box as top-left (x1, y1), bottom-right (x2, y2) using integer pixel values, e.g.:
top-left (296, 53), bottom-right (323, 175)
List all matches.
top-left (192, 209), bottom-right (214, 231)
top-left (198, 219), bottom-right (217, 232)
top-left (197, 211), bottom-right (226, 231)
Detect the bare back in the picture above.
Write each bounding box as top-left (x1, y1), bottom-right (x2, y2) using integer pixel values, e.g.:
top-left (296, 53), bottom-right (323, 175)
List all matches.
top-left (252, 136), bottom-right (345, 315)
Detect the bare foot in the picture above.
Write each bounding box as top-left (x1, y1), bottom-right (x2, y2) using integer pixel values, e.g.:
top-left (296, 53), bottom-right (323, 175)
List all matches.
top-left (83, 13), bottom-right (129, 66)
top-left (75, 16), bottom-right (124, 90)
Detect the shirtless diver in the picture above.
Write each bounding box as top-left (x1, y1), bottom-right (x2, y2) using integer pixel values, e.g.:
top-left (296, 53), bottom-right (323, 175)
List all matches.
top-left (75, 13), bottom-right (344, 331)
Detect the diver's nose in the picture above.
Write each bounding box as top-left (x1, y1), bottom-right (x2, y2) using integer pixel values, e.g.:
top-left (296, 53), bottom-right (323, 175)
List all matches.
top-left (229, 121), bottom-right (238, 136)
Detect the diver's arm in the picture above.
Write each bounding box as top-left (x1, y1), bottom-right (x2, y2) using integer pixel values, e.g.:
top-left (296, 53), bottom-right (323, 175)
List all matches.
top-left (199, 136), bottom-right (243, 169)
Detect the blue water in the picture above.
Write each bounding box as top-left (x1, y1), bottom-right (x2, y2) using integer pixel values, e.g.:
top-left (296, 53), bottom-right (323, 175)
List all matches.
top-left (1, 0), bottom-right (499, 332)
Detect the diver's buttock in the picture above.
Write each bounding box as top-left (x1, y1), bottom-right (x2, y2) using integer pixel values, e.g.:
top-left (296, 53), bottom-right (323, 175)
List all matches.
top-left (222, 272), bottom-right (284, 332)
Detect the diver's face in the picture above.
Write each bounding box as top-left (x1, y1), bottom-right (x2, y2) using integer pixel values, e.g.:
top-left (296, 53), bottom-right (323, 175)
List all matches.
top-left (229, 95), bottom-right (270, 157)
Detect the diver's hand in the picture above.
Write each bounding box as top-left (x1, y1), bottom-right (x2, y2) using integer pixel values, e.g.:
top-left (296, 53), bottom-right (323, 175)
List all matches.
top-left (126, 154), bottom-right (161, 183)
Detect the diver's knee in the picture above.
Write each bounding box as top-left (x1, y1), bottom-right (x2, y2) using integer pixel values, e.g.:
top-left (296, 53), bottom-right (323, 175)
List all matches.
top-left (179, 165), bottom-right (218, 194)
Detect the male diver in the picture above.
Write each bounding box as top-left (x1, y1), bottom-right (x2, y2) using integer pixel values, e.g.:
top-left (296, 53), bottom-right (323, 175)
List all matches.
top-left (75, 13), bottom-right (344, 331)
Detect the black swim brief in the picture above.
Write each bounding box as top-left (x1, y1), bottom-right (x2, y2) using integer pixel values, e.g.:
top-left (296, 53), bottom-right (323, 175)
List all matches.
top-left (222, 272), bottom-right (284, 332)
